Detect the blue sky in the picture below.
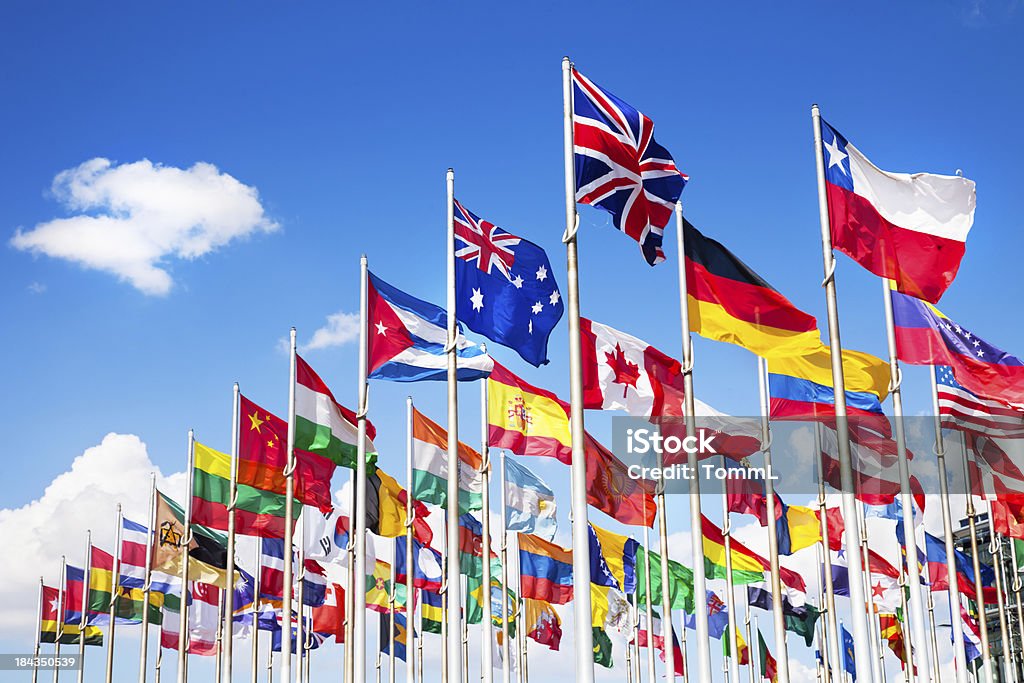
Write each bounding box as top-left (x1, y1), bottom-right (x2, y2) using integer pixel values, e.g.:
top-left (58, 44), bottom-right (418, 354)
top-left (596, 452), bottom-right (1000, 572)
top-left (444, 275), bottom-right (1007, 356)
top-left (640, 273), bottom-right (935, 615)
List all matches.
top-left (1, 0), bottom-right (1022, 680)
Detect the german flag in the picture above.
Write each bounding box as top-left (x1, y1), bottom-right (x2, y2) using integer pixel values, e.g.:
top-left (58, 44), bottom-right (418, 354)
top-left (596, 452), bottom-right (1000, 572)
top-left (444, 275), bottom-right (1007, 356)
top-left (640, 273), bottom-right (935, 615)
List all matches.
top-left (683, 219), bottom-right (820, 357)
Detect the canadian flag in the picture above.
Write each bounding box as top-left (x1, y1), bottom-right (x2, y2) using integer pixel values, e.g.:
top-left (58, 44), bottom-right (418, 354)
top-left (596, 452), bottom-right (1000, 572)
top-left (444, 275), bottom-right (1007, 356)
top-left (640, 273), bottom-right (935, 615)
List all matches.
top-left (581, 317), bottom-right (684, 417)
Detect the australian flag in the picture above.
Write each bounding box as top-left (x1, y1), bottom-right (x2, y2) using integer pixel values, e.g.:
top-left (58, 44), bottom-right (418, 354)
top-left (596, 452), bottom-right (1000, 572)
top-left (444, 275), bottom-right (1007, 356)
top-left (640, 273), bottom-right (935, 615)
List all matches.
top-left (453, 198), bottom-right (562, 367)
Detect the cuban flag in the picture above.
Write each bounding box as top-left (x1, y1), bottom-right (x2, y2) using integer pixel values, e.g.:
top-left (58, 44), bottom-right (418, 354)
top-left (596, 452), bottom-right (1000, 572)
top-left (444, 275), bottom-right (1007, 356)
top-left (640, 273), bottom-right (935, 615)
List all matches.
top-left (453, 198), bottom-right (563, 367)
top-left (368, 271), bottom-right (493, 382)
top-left (820, 118), bottom-right (976, 303)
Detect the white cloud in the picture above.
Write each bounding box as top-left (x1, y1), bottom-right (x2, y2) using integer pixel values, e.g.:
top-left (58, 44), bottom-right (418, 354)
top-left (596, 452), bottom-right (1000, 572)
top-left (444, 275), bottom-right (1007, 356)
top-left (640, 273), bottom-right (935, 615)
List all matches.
top-left (27, 281), bottom-right (46, 294)
top-left (0, 433), bottom-right (186, 638)
top-left (11, 158), bottom-right (278, 295)
top-left (302, 311), bottom-right (361, 351)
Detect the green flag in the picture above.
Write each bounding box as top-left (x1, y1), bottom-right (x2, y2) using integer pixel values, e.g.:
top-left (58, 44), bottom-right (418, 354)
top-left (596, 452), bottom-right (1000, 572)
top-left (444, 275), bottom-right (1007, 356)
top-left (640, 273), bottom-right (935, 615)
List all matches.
top-left (784, 604), bottom-right (820, 647)
top-left (592, 626), bottom-right (613, 668)
top-left (636, 547), bottom-right (694, 613)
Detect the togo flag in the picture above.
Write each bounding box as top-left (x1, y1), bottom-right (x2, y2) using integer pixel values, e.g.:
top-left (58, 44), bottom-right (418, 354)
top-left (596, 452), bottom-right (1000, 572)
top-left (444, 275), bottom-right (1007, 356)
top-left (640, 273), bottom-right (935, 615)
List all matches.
top-left (503, 454), bottom-right (557, 540)
top-left (295, 354), bottom-right (376, 469)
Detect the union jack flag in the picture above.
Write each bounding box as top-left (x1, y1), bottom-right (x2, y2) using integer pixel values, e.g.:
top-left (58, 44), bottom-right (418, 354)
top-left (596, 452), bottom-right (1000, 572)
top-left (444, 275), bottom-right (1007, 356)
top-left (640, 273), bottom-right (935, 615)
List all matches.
top-left (572, 67), bottom-right (687, 266)
top-left (453, 198), bottom-right (521, 280)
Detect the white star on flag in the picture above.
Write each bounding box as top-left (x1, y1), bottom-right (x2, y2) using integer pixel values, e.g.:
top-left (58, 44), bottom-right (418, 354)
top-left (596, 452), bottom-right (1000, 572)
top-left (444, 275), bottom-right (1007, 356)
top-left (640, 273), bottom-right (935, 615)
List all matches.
top-left (824, 135), bottom-right (848, 173)
top-left (375, 321), bottom-right (387, 336)
top-left (470, 288), bottom-right (484, 312)
top-left (531, 301), bottom-right (543, 314)
top-left (549, 290), bottom-right (560, 306)
top-left (512, 275), bottom-right (524, 289)
top-left (535, 265), bottom-right (547, 281)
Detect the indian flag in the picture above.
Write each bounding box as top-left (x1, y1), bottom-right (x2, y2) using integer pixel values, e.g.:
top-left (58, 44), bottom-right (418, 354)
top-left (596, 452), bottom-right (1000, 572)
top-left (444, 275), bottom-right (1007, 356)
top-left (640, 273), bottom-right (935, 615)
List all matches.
top-left (295, 354), bottom-right (377, 469)
top-left (413, 408), bottom-right (482, 513)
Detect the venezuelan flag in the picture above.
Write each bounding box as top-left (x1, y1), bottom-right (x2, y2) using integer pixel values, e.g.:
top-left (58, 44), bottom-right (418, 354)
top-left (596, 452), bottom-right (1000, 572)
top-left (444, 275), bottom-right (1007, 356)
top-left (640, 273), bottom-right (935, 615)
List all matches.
top-left (683, 219), bottom-right (820, 358)
top-left (518, 533), bottom-right (574, 605)
top-left (488, 362), bottom-right (572, 465)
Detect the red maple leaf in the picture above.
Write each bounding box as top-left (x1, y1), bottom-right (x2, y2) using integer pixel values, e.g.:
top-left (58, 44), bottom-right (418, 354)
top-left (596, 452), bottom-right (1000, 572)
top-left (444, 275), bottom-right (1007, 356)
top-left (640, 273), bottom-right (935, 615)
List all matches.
top-left (604, 343), bottom-right (641, 398)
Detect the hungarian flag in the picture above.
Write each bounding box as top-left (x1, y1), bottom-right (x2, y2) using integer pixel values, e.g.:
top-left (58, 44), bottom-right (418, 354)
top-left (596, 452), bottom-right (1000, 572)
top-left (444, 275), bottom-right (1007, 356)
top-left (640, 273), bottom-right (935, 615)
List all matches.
top-left (584, 431), bottom-right (656, 527)
top-left (487, 362), bottom-right (572, 465)
top-left (239, 394), bottom-right (336, 511)
top-left (295, 354), bottom-right (377, 469)
top-left (191, 441), bottom-right (291, 539)
top-left (523, 598), bottom-right (562, 650)
top-left (412, 408), bottom-right (483, 513)
top-left (820, 118), bottom-right (975, 304)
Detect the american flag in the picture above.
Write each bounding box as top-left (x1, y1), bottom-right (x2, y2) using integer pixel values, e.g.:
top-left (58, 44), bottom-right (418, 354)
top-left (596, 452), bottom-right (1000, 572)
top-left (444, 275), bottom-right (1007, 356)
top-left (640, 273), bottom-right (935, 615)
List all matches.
top-left (935, 365), bottom-right (1024, 438)
top-left (571, 67), bottom-right (687, 266)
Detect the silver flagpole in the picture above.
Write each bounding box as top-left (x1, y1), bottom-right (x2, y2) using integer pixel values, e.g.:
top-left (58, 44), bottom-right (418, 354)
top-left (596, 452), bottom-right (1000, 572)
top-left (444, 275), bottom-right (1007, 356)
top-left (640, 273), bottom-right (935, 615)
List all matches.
top-left (405, 396), bottom-right (416, 683)
top-left (55, 557), bottom-right (66, 683)
top-left (856, 502), bottom-right (884, 683)
top-left (880, 277), bottom-right (928, 683)
top-left (390, 546), bottom-right (397, 683)
top-left (1011, 537), bottom-right (1024, 679)
top-left (444, 167), bottom-right (463, 683)
top-left (498, 450), bottom-right (511, 683)
top-left (214, 591), bottom-right (224, 683)
top-left (33, 576), bottom-right (43, 683)
top-left (79, 530), bottom-right (91, 683)
top-left (480, 346), bottom-right (494, 683)
top-left (719, 480), bottom-right (740, 683)
top-left (756, 356), bottom-right (790, 683)
top-left (815, 424), bottom-right (842, 681)
top-left (267, 648), bottom-right (273, 683)
top-left (960, 432), bottom-right (995, 683)
top-left (223, 382), bottom-right (241, 683)
top-left (673, 201), bottom-right (710, 683)
top-left (282, 327), bottom-right (298, 683)
top-left (922, 560), bottom-right (941, 683)
top-left (344, 465), bottom-right (356, 683)
top-left (140, 475), bottom-right (157, 683)
top-left (810, 104), bottom-right (872, 679)
top-left (752, 616), bottom-right (761, 683)
top-left (814, 544), bottom-right (830, 683)
top-left (179, 431), bottom-right (196, 683)
top-left (461, 577), bottom-right (469, 683)
top-left (559, 56), bottom-right (595, 683)
top-left (251, 537), bottom-right (261, 683)
top-left (929, 367), bottom-right (969, 683)
top-left (105, 504), bottom-right (123, 683)
top-left (744, 595), bottom-right (756, 683)
top-left (641, 527), bottom-right (656, 683)
top-left (355, 253), bottom-right (371, 683)
top-left (295, 516), bottom-right (306, 683)
top-left (988, 524), bottom-right (1015, 683)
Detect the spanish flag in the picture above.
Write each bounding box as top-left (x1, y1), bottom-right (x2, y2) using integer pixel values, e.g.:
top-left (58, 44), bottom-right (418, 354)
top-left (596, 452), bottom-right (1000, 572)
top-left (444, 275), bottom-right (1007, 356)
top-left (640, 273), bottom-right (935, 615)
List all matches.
top-left (487, 362), bottom-right (572, 465)
top-left (683, 219), bottom-right (820, 357)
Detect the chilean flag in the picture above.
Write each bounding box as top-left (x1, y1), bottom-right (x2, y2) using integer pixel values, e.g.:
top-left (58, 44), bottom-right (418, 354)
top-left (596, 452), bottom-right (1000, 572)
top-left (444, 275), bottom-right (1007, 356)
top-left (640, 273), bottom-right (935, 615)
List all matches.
top-left (821, 119), bottom-right (976, 303)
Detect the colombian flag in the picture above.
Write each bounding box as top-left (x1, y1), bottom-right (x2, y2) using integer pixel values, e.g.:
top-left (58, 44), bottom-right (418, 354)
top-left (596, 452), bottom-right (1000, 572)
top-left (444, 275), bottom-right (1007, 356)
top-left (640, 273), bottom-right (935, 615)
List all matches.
top-left (488, 362), bottom-right (572, 465)
top-left (518, 534), bottom-right (574, 605)
top-left (683, 219), bottom-right (820, 357)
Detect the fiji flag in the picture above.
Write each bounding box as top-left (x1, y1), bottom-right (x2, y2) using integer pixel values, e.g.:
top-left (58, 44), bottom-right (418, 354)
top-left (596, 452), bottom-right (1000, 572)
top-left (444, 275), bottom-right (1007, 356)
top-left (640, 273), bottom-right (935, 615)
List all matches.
top-left (453, 199), bottom-right (563, 367)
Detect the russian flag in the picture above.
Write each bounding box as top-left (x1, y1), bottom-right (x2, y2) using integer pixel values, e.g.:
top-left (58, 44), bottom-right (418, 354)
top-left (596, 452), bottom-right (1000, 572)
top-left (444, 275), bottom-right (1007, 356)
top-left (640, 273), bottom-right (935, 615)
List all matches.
top-left (518, 533), bottom-right (574, 605)
top-left (821, 118), bottom-right (975, 304)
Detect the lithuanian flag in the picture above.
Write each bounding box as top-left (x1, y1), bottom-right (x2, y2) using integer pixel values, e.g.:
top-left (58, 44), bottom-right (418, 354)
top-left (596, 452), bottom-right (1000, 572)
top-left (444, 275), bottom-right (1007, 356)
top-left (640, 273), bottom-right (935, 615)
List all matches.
top-left (683, 219), bottom-right (820, 357)
top-left (191, 441), bottom-right (292, 539)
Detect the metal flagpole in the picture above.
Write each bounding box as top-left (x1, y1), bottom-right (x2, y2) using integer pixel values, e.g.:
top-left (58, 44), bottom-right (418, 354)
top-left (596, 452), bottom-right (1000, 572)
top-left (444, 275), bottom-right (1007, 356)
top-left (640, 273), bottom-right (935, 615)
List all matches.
top-left (444, 167), bottom-right (463, 683)
top-left (898, 567), bottom-right (914, 676)
top-left (514, 535), bottom-right (525, 683)
top-left (355, 253), bottom-right (371, 683)
top-left (389, 547), bottom-right (397, 683)
top-left (960, 432), bottom-right (995, 683)
top-left (140, 475), bottom-right (157, 683)
top-left (880, 277), bottom-right (928, 682)
top-left (856, 502), bottom-right (884, 683)
top-left (223, 383), bottom-right (241, 683)
top-left (155, 648), bottom-right (162, 683)
top-left (922, 559), bottom-right (941, 683)
top-left (416, 600), bottom-right (424, 683)
top-left (33, 576), bottom-right (43, 683)
top-left (461, 578), bottom-right (469, 683)
top-left (303, 606), bottom-right (312, 683)
top-left (179, 430), bottom-right (196, 683)
top-left (295, 519), bottom-right (306, 683)
top-left (1011, 536), bottom-right (1024, 679)
top-left (719, 480), bottom-right (740, 683)
top-left (344, 465), bottom-right (356, 683)
top-left (987, 512), bottom-right (1015, 683)
top-left (251, 538), bottom-right (261, 683)
top-left (815, 424), bottom-right (842, 682)
top-left (282, 328), bottom-right (298, 683)
top-left (559, 56), bottom-right (595, 683)
top-left (744, 597), bottom-right (755, 683)
top-left (55, 557), bottom-right (66, 683)
top-left (641, 526), bottom-right (656, 683)
top-left (214, 591), bottom-right (224, 683)
top-left (441, 516), bottom-right (449, 683)
top-left (105, 504), bottom-right (123, 683)
top-left (498, 450), bottom-right (511, 683)
top-left (79, 530), bottom-right (91, 683)
top-left (673, 199), bottom-right (710, 683)
top-left (267, 648), bottom-right (274, 683)
top-left (752, 616), bottom-right (761, 683)
top-left (929, 368), bottom-right (969, 683)
top-left (814, 544), bottom-right (830, 683)
top-left (405, 396), bottom-right (416, 683)
top-left (480, 348), bottom-right (494, 683)
top-left (810, 103), bottom-right (872, 679)
top-left (756, 356), bottom-right (790, 683)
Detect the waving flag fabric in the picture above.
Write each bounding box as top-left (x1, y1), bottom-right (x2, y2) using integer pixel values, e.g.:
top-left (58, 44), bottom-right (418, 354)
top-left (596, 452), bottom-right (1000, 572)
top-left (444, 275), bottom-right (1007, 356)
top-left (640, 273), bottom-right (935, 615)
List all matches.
top-left (40, 585), bottom-right (60, 643)
top-left (920, 529), bottom-right (997, 603)
top-left (412, 408), bottom-right (483, 512)
top-left (591, 524), bottom-right (639, 594)
top-left (820, 118), bottom-right (975, 303)
top-left (487, 362), bottom-right (572, 464)
top-left (682, 218), bottom-right (820, 357)
top-left (524, 598), bottom-right (562, 650)
top-left (747, 582), bottom-right (819, 646)
top-left (637, 609), bottom-right (685, 677)
top-left (936, 365), bottom-right (1024, 438)
top-left (701, 515), bottom-right (807, 592)
top-left (585, 431), bottom-right (657, 527)
top-left (452, 198), bottom-right (563, 366)
top-left (152, 491), bottom-right (227, 588)
top-left (295, 354), bottom-right (376, 469)
top-left (238, 394), bottom-right (336, 510)
top-left (259, 538), bottom-right (286, 603)
top-left (380, 612), bottom-right (410, 661)
top-left (367, 466), bottom-right (433, 545)
top-left (571, 67), bottom-right (687, 266)
top-left (368, 270), bottom-right (492, 382)
top-left (503, 454), bottom-right (557, 539)
top-left (684, 590), bottom-right (729, 639)
top-left (161, 582), bottom-right (220, 656)
top-left (636, 546), bottom-right (694, 612)
top-left (757, 629), bottom-right (779, 683)
top-left (60, 565), bottom-right (103, 645)
top-left (312, 583), bottom-right (346, 642)
top-left (120, 517), bottom-right (150, 590)
top-left (893, 289), bottom-right (1024, 406)
top-left (421, 589), bottom-right (443, 634)
top-left (394, 535), bottom-right (443, 592)
top-left (519, 533), bottom-right (574, 604)
top-left (581, 317), bottom-right (686, 417)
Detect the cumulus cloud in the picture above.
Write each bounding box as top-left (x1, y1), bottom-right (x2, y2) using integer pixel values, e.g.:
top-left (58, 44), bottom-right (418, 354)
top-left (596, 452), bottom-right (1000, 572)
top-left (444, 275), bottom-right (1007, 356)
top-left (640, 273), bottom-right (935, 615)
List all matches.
top-left (10, 158), bottom-right (278, 295)
top-left (302, 311), bottom-right (361, 351)
top-left (0, 433), bottom-right (185, 638)
top-left (27, 281), bottom-right (46, 294)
